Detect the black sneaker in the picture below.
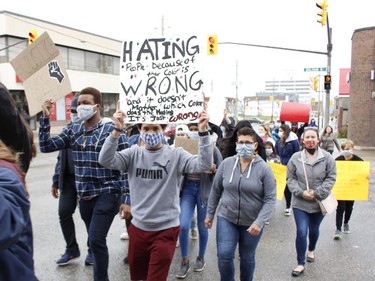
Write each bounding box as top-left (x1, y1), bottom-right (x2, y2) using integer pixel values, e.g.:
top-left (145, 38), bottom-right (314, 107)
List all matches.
top-left (176, 261), bottom-right (190, 279)
top-left (192, 256), bottom-right (206, 272)
top-left (85, 252), bottom-right (94, 266)
top-left (123, 256), bottom-right (129, 264)
top-left (56, 252), bottom-right (80, 266)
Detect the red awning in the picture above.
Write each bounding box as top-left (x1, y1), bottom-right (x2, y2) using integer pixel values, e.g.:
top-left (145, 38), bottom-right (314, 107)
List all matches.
top-left (279, 102), bottom-right (310, 123)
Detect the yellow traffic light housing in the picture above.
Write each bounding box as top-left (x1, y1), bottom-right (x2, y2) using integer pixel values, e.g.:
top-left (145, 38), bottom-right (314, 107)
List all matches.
top-left (207, 35), bottom-right (218, 55)
top-left (310, 76), bottom-right (319, 92)
top-left (28, 30), bottom-right (38, 45)
top-left (316, 0), bottom-right (328, 26)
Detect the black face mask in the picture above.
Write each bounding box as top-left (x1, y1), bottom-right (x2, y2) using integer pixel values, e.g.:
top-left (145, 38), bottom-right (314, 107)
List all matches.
top-left (306, 148), bottom-right (316, 155)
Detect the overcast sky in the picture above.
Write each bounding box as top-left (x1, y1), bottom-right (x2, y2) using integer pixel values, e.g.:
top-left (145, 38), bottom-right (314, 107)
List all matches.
top-left (2, 0), bottom-right (374, 100)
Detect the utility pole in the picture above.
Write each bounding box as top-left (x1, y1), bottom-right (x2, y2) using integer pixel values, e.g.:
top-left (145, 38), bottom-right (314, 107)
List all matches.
top-left (234, 60), bottom-right (239, 122)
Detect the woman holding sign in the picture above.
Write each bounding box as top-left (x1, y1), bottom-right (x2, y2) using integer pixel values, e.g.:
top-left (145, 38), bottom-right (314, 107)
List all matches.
top-left (287, 127), bottom-right (336, 277)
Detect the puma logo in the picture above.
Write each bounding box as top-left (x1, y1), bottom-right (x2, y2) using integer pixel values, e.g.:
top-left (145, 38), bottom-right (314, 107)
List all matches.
top-left (153, 160), bottom-right (170, 175)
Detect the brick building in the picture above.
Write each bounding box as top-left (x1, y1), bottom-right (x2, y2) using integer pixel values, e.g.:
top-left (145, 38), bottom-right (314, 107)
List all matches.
top-left (348, 26), bottom-right (375, 148)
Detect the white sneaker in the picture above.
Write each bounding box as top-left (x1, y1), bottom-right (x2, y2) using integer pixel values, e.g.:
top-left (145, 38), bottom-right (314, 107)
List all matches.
top-left (284, 208), bottom-right (291, 216)
top-left (176, 238), bottom-right (180, 248)
top-left (120, 231), bottom-right (129, 240)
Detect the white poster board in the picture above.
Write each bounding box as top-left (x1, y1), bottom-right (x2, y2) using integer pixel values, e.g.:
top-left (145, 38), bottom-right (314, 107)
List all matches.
top-left (11, 32), bottom-right (72, 116)
top-left (119, 35), bottom-right (204, 124)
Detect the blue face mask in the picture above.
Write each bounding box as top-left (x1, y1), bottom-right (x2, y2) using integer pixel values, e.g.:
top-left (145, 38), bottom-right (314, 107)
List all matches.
top-left (236, 143), bottom-right (255, 159)
top-left (140, 132), bottom-right (164, 148)
top-left (342, 150), bottom-right (353, 157)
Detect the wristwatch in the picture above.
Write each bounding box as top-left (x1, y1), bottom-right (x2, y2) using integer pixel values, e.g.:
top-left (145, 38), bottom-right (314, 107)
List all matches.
top-left (198, 131), bottom-right (209, 136)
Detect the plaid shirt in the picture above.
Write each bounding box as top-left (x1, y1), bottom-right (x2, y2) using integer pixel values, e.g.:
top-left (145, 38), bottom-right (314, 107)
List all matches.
top-left (39, 117), bottom-right (128, 199)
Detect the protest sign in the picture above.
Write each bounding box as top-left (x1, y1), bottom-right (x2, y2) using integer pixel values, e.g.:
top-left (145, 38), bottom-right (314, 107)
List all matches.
top-left (332, 161), bottom-right (370, 200)
top-left (10, 32), bottom-right (72, 116)
top-left (268, 162), bottom-right (287, 200)
top-left (119, 35), bottom-right (204, 124)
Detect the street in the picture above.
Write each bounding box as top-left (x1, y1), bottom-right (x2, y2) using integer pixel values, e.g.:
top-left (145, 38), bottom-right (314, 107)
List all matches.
top-left (27, 148), bottom-right (375, 281)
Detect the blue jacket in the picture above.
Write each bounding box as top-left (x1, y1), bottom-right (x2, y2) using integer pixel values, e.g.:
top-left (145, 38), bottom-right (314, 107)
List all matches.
top-left (0, 164), bottom-right (38, 281)
top-left (276, 133), bottom-right (301, 165)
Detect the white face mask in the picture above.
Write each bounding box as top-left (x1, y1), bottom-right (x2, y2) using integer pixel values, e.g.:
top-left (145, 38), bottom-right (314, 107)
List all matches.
top-left (266, 148), bottom-right (273, 156)
top-left (70, 112), bottom-right (81, 123)
top-left (278, 131), bottom-right (284, 138)
top-left (77, 104), bottom-right (97, 122)
top-left (258, 132), bottom-right (265, 137)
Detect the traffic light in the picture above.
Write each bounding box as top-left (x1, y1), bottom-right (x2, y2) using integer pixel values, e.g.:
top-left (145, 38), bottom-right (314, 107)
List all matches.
top-left (207, 35), bottom-right (218, 55)
top-left (28, 30), bottom-right (38, 45)
top-left (310, 76), bottom-right (319, 91)
top-left (324, 74), bottom-right (331, 90)
top-left (316, 0), bottom-right (328, 26)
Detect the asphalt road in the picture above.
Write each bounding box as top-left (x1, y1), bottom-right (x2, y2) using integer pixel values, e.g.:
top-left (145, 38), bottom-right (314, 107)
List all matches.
top-left (27, 148), bottom-right (375, 281)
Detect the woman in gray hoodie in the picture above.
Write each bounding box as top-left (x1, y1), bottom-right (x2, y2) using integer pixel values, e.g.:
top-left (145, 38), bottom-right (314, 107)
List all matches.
top-left (287, 127), bottom-right (336, 277)
top-left (205, 127), bottom-right (276, 281)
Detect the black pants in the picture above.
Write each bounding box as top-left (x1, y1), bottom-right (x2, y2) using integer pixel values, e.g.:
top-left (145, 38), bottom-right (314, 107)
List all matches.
top-left (336, 200), bottom-right (355, 230)
top-left (284, 184), bottom-right (292, 209)
top-left (58, 176), bottom-right (79, 254)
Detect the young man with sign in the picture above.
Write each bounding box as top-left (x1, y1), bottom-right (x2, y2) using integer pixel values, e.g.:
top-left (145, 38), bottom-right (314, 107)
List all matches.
top-left (98, 107), bottom-right (213, 281)
top-left (39, 87), bottom-right (128, 281)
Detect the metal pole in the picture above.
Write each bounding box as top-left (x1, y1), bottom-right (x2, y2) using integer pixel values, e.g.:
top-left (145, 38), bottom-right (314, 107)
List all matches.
top-left (324, 14), bottom-right (333, 127)
top-left (235, 60), bottom-right (238, 122)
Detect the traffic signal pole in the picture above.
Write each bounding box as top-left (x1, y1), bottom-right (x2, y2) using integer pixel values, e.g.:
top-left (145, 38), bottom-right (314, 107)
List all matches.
top-left (324, 15), bottom-right (333, 127)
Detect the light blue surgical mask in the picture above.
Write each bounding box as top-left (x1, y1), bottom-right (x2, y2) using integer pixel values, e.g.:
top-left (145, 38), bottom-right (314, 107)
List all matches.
top-left (70, 112), bottom-right (81, 123)
top-left (189, 131), bottom-right (199, 140)
top-left (236, 143), bottom-right (255, 159)
top-left (342, 150), bottom-right (353, 157)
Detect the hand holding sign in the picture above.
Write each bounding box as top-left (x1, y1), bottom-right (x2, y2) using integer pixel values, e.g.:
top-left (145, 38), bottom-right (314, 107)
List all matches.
top-left (112, 100), bottom-right (126, 129)
top-left (198, 109), bottom-right (210, 132)
top-left (41, 99), bottom-right (54, 117)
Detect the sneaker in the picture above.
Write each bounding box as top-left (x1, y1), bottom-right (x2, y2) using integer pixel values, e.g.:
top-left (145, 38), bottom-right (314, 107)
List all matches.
top-left (190, 229), bottom-right (198, 240)
top-left (334, 230), bottom-right (342, 240)
top-left (85, 252), bottom-right (94, 266)
top-left (176, 238), bottom-right (180, 248)
top-left (343, 224), bottom-right (350, 234)
top-left (284, 208), bottom-right (291, 216)
top-left (265, 220), bottom-right (270, 225)
top-left (192, 256), bottom-right (206, 272)
top-left (176, 261), bottom-right (190, 279)
top-left (120, 231), bottom-right (129, 240)
top-left (56, 252), bottom-right (80, 266)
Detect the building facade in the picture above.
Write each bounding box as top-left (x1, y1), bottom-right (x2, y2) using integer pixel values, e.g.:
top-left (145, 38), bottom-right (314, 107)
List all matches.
top-left (0, 11), bottom-right (122, 127)
top-left (348, 26), bottom-right (375, 148)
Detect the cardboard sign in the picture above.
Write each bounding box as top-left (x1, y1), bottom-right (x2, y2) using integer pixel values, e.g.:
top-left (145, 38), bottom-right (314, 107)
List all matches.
top-left (11, 32), bottom-right (72, 116)
top-left (119, 35), bottom-right (204, 124)
top-left (174, 137), bottom-right (199, 155)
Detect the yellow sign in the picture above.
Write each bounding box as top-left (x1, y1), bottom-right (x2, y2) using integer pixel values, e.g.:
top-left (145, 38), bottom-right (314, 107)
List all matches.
top-left (332, 161), bottom-right (370, 200)
top-left (268, 162), bottom-right (287, 200)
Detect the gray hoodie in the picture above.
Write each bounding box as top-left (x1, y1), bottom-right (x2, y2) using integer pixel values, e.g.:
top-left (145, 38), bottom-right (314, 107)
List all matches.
top-left (206, 154), bottom-right (276, 228)
top-left (98, 134), bottom-right (213, 231)
top-left (287, 148), bottom-right (336, 213)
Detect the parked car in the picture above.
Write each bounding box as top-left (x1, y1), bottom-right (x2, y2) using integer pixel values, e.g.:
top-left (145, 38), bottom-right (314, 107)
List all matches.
top-left (248, 117), bottom-right (265, 124)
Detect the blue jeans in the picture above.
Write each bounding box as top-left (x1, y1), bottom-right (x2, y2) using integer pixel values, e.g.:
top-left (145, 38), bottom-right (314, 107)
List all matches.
top-left (293, 208), bottom-right (325, 266)
top-left (79, 193), bottom-right (121, 281)
top-left (216, 216), bottom-right (263, 281)
top-left (179, 179), bottom-right (208, 258)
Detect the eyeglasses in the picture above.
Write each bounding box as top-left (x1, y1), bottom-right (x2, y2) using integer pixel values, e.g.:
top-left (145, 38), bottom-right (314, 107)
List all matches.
top-left (237, 141), bottom-right (255, 145)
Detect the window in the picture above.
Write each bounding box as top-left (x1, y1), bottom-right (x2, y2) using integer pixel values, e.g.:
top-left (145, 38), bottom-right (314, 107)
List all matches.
top-left (85, 51), bottom-right (100, 72)
top-left (68, 48), bottom-right (85, 71)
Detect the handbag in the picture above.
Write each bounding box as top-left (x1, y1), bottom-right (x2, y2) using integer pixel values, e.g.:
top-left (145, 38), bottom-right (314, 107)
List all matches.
top-left (301, 151), bottom-right (337, 215)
